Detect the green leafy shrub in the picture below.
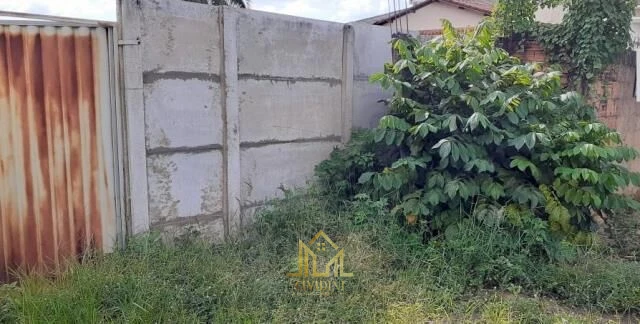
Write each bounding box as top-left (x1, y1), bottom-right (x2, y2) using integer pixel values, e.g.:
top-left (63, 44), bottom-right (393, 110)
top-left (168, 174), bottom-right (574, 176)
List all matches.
top-left (326, 21), bottom-right (640, 243)
top-left (315, 130), bottom-right (396, 199)
top-left (350, 193), bottom-right (389, 226)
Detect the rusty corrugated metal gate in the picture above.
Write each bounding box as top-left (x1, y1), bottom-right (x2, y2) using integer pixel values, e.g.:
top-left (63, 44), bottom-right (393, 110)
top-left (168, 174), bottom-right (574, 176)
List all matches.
top-left (0, 22), bottom-right (120, 281)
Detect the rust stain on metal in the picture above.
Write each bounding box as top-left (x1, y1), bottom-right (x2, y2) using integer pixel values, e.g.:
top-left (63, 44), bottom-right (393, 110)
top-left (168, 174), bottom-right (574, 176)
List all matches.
top-left (0, 25), bottom-right (115, 282)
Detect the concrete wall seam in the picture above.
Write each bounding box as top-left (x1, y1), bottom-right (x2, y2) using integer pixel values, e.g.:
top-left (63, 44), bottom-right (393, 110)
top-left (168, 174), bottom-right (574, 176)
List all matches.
top-left (341, 24), bottom-right (355, 144)
top-left (120, 0), bottom-right (150, 235)
top-left (221, 7), bottom-right (242, 235)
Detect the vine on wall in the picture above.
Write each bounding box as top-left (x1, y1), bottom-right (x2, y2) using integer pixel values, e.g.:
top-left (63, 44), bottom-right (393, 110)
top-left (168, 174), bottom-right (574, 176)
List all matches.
top-left (494, 0), bottom-right (636, 92)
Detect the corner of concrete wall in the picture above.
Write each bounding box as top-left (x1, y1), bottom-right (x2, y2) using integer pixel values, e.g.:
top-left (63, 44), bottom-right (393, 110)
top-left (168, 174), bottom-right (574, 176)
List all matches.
top-left (350, 23), bottom-right (392, 129)
top-left (341, 24), bottom-right (355, 144)
top-left (220, 6), bottom-right (242, 235)
top-left (119, 0), bottom-right (150, 235)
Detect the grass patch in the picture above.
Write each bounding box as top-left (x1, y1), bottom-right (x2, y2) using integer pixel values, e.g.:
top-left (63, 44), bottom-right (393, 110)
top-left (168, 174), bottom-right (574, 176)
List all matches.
top-left (1, 189), bottom-right (639, 323)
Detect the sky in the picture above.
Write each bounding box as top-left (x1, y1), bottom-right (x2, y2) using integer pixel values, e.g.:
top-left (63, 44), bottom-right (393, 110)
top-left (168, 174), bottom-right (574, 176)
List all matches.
top-left (0, 0), bottom-right (398, 23)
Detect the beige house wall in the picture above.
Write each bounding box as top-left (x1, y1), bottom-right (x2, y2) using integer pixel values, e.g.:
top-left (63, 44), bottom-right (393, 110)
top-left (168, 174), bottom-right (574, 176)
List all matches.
top-left (381, 2), bottom-right (485, 31)
top-left (380, 2), bottom-right (565, 32)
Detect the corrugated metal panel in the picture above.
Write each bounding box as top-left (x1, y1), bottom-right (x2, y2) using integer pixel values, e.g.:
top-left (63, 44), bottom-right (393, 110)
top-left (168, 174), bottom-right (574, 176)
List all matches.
top-left (0, 25), bottom-right (116, 281)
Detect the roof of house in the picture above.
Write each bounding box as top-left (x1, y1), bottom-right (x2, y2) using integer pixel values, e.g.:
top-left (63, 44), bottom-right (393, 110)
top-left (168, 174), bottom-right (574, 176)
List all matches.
top-left (356, 0), bottom-right (495, 25)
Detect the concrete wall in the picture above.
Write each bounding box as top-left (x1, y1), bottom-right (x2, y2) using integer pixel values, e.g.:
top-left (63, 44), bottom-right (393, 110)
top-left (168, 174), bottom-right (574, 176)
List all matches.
top-left (119, 0), bottom-right (391, 239)
top-left (235, 10), bottom-right (346, 222)
top-left (352, 23), bottom-right (392, 128)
